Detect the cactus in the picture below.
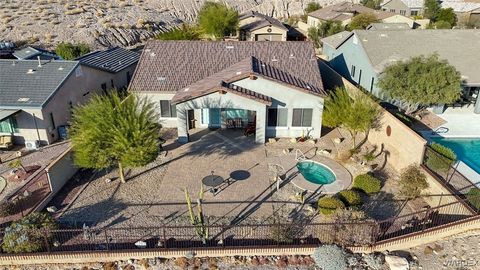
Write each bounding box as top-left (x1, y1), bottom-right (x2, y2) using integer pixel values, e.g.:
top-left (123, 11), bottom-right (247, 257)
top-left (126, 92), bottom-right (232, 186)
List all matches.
top-left (184, 185), bottom-right (209, 244)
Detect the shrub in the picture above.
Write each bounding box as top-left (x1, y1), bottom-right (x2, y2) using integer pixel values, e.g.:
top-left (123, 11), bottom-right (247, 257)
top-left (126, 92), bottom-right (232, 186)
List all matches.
top-left (269, 224), bottom-right (295, 244)
top-left (318, 197), bottom-right (345, 215)
top-left (55, 42), bottom-right (90, 60)
top-left (338, 190), bottom-right (363, 206)
top-left (426, 143), bottom-right (456, 172)
top-left (399, 165), bottom-right (429, 199)
top-left (0, 200), bottom-right (16, 217)
top-left (353, 174), bottom-right (381, 194)
top-left (466, 188), bottom-right (480, 210)
top-left (312, 245), bottom-right (347, 270)
top-left (2, 212), bottom-right (58, 253)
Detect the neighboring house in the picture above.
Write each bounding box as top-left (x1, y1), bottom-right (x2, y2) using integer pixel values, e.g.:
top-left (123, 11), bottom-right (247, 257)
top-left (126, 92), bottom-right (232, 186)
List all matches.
top-left (129, 41), bottom-right (327, 144)
top-left (366, 22), bottom-right (412, 30)
top-left (0, 41), bottom-right (15, 59)
top-left (0, 47), bottom-right (140, 145)
top-left (307, 2), bottom-right (418, 28)
top-left (381, 0), bottom-right (424, 17)
top-left (13, 46), bottom-right (60, 60)
top-left (76, 47), bottom-right (139, 91)
top-left (321, 29), bottom-right (480, 113)
top-left (237, 11), bottom-right (289, 41)
top-left (440, 1), bottom-right (480, 25)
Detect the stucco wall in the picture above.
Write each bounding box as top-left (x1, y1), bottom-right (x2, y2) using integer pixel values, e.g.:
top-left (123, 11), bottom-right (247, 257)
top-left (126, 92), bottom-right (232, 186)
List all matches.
top-left (382, 0), bottom-right (413, 16)
top-left (382, 14), bottom-right (416, 28)
top-left (135, 92), bottom-right (178, 128)
top-left (319, 60), bottom-right (427, 171)
top-left (46, 147), bottom-right (78, 195)
top-left (248, 25), bottom-right (287, 41)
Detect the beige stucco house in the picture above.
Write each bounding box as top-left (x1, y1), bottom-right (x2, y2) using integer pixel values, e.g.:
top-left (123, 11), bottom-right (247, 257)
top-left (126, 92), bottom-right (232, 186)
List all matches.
top-left (237, 11), bottom-right (289, 41)
top-left (129, 41), bottom-right (327, 144)
top-left (0, 47), bottom-right (139, 146)
top-left (381, 0), bottom-right (425, 17)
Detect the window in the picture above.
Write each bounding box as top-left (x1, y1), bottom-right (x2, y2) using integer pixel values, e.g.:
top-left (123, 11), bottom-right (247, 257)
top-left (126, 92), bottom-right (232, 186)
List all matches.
top-left (411, 10), bottom-right (418, 16)
top-left (292, 109), bottom-right (313, 127)
top-left (0, 117), bottom-right (17, 133)
top-left (370, 77), bottom-right (375, 92)
top-left (389, 9), bottom-right (395, 12)
top-left (160, 100), bottom-right (177, 118)
top-left (111, 79), bottom-right (114, 88)
top-left (358, 70), bottom-right (362, 85)
top-left (49, 112), bottom-right (56, 130)
top-left (400, 10), bottom-right (406, 15)
top-left (101, 83), bottom-right (107, 93)
top-left (267, 108), bottom-right (288, 127)
top-left (351, 65), bottom-right (356, 78)
top-left (127, 71), bottom-right (131, 84)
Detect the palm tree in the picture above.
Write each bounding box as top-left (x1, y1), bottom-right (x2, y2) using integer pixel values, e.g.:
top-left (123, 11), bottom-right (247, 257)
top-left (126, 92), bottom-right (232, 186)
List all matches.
top-left (70, 92), bottom-right (160, 183)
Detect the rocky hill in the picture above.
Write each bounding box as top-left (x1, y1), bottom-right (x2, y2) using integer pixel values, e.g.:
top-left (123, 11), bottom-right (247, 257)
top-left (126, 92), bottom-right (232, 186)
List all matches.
top-left (0, 0), bottom-right (351, 49)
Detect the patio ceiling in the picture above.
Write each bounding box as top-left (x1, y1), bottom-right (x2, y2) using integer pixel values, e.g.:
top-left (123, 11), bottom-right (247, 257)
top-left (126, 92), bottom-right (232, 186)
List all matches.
top-left (0, 109), bottom-right (21, 122)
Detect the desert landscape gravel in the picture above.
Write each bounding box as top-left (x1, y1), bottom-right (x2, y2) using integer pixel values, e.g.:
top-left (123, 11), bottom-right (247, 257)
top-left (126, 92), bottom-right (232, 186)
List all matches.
top-left (0, 0), bottom-right (352, 49)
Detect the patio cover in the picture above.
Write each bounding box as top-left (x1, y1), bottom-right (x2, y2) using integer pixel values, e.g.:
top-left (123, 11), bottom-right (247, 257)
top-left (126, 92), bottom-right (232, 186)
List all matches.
top-left (0, 109), bottom-right (20, 122)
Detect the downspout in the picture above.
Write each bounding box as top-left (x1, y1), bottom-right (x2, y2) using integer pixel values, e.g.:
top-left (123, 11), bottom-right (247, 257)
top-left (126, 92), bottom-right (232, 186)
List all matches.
top-left (32, 113), bottom-right (41, 142)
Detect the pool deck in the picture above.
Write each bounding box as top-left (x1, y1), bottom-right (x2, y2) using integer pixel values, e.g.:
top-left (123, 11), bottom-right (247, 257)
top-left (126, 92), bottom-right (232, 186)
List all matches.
top-left (429, 107), bottom-right (480, 138)
top-left (272, 150), bottom-right (352, 194)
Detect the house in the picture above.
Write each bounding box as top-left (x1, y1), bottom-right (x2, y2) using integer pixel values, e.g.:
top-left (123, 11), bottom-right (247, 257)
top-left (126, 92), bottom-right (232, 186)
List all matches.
top-left (381, 0), bottom-right (424, 17)
top-left (366, 22), bottom-right (411, 30)
top-left (128, 41), bottom-right (326, 144)
top-left (0, 47), bottom-right (139, 145)
top-left (307, 2), bottom-right (418, 28)
top-left (440, 1), bottom-right (480, 25)
top-left (0, 41), bottom-right (15, 59)
top-left (13, 46), bottom-right (60, 60)
top-left (237, 11), bottom-right (289, 41)
top-left (321, 29), bottom-right (480, 113)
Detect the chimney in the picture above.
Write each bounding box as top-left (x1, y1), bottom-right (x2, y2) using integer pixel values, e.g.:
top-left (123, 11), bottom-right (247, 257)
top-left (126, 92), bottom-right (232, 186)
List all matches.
top-left (37, 56), bottom-right (42, 67)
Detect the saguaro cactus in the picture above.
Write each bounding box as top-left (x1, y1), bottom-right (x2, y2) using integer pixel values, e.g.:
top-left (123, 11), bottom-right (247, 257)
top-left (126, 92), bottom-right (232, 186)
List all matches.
top-left (184, 186), bottom-right (209, 244)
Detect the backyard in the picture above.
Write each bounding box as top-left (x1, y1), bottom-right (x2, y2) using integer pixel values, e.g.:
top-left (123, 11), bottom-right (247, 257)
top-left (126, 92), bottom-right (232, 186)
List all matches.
top-left (49, 127), bottom-right (424, 230)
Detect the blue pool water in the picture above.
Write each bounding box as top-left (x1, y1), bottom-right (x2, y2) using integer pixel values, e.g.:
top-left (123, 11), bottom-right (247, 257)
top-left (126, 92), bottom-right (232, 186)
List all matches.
top-left (296, 161), bottom-right (336, 185)
top-left (430, 137), bottom-right (480, 174)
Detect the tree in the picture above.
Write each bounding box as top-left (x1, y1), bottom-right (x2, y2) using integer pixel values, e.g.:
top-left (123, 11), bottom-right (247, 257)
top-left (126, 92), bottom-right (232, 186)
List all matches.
top-left (198, 1), bottom-right (238, 40)
top-left (433, 20), bottom-right (452, 29)
top-left (399, 165), bottom-right (429, 199)
top-left (323, 87), bottom-right (380, 148)
top-left (305, 2), bottom-right (321, 14)
top-left (424, 0), bottom-right (441, 20)
top-left (308, 20), bottom-right (344, 48)
top-left (156, 24), bottom-right (200, 40)
top-left (348, 13), bottom-right (378, 30)
top-left (377, 54), bottom-right (462, 114)
top-left (70, 92), bottom-right (160, 183)
top-left (55, 42), bottom-right (90, 60)
top-left (8, 159), bottom-right (26, 173)
top-left (437, 8), bottom-right (457, 26)
top-left (361, 0), bottom-right (381, 9)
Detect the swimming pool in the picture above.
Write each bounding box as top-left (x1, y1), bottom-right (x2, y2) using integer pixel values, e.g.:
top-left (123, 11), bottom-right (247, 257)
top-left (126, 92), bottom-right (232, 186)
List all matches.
top-left (296, 161), bottom-right (336, 185)
top-left (430, 137), bottom-right (480, 174)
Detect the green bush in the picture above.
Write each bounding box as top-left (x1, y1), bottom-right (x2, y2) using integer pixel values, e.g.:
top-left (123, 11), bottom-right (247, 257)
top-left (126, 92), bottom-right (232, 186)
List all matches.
top-left (2, 212), bottom-right (58, 253)
top-left (466, 188), bottom-right (480, 210)
top-left (318, 197), bottom-right (345, 215)
top-left (338, 190), bottom-right (363, 206)
top-left (353, 174), bottom-right (381, 194)
top-left (399, 165), bottom-right (429, 199)
top-left (426, 143), bottom-right (456, 172)
top-left (55, 42), bottom-right (90, 60)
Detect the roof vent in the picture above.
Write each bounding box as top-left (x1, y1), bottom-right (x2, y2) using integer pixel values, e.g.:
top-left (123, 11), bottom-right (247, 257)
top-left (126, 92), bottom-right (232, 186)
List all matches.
top-left (145, 49), bottom-right (151, 52)
top-left (12, 60), bottom-right (16, 66)
top-left (271, 58), bottom-right (278, 62)
top-left (380, 34), bottom-right (388, 38)
top-left (236, 71), bottom-right (242, 75)
top-left (289, 54), bottom-right (295, 59)
top-left (157, 76), bottom-right (166, 81)
top-left (226, 45), bottom-right (234, 49)
top-left (150, 52), bottom-right (156, 57)
top-left (18, 97), bottom-right (30, 102)
top-left (27, 69), bottom-right (36, 74)
top-left (184, 88), bottom-right (189, 92)
top-left (58, 66), bottom-right (64, 71)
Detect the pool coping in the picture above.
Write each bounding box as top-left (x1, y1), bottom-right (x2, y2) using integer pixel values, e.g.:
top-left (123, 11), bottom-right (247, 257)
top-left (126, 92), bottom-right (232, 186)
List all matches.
top-left (287, 156), bottom-right (352, 194)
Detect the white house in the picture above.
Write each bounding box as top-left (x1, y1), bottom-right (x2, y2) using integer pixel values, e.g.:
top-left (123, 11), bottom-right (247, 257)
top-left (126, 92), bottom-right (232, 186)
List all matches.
top-left (128, 41), bottom-right (327, 144)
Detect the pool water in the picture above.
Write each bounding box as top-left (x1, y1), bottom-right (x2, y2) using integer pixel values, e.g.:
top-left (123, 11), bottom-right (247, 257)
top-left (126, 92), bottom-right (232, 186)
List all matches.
top-left (296, 161), bottom-right (336, 185)
top-left (430, 137), bottom-right (480, 174)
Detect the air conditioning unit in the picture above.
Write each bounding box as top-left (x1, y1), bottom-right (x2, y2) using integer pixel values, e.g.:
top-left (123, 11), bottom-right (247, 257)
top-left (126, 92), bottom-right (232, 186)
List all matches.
top-left (25, 140), bottom-right (40, 150)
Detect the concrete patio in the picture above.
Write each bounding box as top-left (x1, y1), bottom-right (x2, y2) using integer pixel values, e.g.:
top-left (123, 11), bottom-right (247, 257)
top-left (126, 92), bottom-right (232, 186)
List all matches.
top-left (429, 106), bottom-right (480, 138)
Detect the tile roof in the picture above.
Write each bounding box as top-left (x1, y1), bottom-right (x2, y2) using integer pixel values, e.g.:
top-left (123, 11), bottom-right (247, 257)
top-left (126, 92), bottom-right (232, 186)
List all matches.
top-left (239, 11), bottom-right (288, 31)
top-left (352, 29), bottom-right (480, 85)
top-left (77, 47), bottom-right (139, 73)
top-left (309, 2), bottom-right (398, 21)
top-left (129, 41), bottom-right (325, 98)
top-left (321, 31), bottom-right (353, 49)
top-left (441, 1), bottom-right (480, 12)
top-left (0, 59), bottom-right (78, 107)
top-left (366, 22), bottom-right (411, 30)
top-left (382, 0), bottom-right (424, 9)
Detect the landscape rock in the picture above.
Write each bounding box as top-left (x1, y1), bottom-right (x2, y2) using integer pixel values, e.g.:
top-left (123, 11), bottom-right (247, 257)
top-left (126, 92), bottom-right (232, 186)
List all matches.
top-left (385, 255), bottom-right (409, 270)
top-left (46, 206), bottom-right (58, 213)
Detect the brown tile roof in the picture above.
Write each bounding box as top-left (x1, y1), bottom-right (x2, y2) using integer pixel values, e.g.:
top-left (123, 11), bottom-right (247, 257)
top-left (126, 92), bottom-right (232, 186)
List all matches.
top-left (308, 2), bottom-right (397, 21)
top-left (129, 41), bottom-right (325, 99)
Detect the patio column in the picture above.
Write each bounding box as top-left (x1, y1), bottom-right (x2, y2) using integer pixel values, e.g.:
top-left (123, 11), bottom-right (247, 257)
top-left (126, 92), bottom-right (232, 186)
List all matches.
top-left (475, 97), bottom-right (480, 114)
top-left (255, 107), bottom-right (266, 144)
top-left (176, 104), bottom-right (189, 143)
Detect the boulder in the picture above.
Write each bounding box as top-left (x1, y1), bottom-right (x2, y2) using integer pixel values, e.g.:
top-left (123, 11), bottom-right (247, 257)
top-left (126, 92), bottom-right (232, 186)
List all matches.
top-left (47, 206), bottom-right (58, 213)
top-left (268, 138), bottom-right (277, 143)
top-left (385, 255), bottom-right (409, 270)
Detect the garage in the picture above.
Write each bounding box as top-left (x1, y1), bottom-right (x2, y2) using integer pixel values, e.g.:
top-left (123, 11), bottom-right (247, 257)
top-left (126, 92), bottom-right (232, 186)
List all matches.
top-left (255, 34), bottom-right (283, 41)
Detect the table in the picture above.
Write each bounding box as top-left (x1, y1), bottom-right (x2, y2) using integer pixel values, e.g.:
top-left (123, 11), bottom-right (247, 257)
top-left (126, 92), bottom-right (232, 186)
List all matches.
top-left (202, 174), bottom-right (224, 195)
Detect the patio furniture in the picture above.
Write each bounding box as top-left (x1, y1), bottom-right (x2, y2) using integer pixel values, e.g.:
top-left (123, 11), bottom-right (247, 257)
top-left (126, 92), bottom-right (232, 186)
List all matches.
top-left (0, 135), bottom-right (12, 149)
top-left (202, 173), bottom-right (224, 196)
